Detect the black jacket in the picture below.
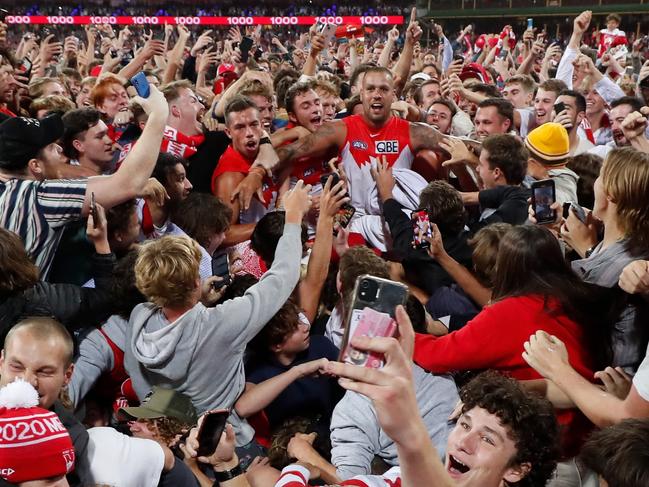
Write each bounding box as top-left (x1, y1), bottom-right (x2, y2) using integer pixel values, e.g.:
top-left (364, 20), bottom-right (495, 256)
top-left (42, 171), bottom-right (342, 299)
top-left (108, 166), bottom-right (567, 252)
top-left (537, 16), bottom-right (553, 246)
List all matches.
top-left (186, 130), bottom-right (230, 194)
top-left (383, 198), bottom-right (473, 295)
top-left (470, 185), bottom-right (530, 231)
top-left (0, 252), bottom-right (115, 345)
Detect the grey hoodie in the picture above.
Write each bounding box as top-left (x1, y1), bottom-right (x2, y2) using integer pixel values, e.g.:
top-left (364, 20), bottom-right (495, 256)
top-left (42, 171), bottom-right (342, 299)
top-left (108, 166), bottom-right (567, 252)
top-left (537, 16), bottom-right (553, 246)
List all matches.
top-left (330, 364), bottom-right (458, 480)
top-left (123, 223), bottom-right (302, 446)
top-left (548, 167), bottom-right (579, 206)
top-left (69, 314), bottom-right (127, 407)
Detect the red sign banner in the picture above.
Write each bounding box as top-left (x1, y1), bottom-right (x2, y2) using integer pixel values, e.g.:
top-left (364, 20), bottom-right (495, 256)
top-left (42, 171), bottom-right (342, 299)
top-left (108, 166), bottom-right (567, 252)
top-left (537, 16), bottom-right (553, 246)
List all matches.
top-left (4, 15), bottom-right (404, 26)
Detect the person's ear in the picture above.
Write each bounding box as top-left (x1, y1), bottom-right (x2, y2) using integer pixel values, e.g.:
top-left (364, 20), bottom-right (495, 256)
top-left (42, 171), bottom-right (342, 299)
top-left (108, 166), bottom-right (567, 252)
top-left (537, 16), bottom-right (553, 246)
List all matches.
top-left (224, 126), bottom-right (232, 139)
top-left (63, 363), bottom-right (74, 386)
top-left (493, 167), bottom-right (504, 181)
top-left (503, 463), bottom-right (531, 484)
top-left (72, 138), bottom-right (84, 155)
top-left (27, 158), bottom-right (44, 178)
top-left (335, 270), bottom-right (342, 295)
top-left (171, 104), bottom-right (181, 119)
top-left (288, 112), bottom-right (298, 124)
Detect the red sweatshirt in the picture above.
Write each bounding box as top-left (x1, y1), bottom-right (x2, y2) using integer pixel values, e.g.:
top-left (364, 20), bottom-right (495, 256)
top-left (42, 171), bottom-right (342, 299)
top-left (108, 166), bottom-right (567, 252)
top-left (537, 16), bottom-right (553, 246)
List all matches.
top-left (414, 294), bottom-right (594, 457)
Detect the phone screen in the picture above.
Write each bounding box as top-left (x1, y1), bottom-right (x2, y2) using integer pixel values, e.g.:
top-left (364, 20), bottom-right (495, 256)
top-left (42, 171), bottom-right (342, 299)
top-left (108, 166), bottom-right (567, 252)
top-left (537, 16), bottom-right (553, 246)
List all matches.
top-left (18, 58), bottom-right (32, 78)
top-left (196, 410), bottom-right (229, 457)
top-left (411, 209), bottom-right (432, 250)
top-left (211, 253), bottom-right (229, 278)
top-left (532, 180), bottom-right (556, 224)
top-left (553, 102), bottom-right (566, 115)
top-left (334, 204), bottom-right (355, 233)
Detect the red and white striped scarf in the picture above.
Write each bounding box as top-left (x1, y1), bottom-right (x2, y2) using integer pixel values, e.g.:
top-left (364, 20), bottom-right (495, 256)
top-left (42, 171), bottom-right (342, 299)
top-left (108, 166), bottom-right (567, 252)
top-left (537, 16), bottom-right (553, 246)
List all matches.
top-left (117, 125), bottom-right (205, 165)
top-left (160, 126), bottom-right (206, 159)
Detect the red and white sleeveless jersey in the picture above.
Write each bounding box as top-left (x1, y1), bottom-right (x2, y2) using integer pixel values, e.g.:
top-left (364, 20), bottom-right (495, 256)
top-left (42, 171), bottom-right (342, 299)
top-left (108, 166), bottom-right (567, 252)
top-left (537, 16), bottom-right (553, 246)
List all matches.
top-left (341, 115), bottom-right (414, 213)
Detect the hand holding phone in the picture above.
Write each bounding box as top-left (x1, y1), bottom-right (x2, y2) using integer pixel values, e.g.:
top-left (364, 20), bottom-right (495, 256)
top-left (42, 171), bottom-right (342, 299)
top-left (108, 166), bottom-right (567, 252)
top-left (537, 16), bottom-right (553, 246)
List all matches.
top-left (562, 201), bottom-right (587, 224)
top-left (130, 71), bottom-right (150, 98)
top-left (531, 179), bottom-right (557, 225)
top-left (342, 307), bottom-right (397, 368)
top-left (196, 410), bottom-right (229, 457)
top-left (340, 276), bottom-right (408, 368)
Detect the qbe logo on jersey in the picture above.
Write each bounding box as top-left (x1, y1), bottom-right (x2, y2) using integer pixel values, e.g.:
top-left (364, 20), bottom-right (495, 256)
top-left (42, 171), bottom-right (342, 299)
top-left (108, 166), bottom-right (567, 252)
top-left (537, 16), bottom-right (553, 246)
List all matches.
top-left (375, 140), bottom-right (399, 154)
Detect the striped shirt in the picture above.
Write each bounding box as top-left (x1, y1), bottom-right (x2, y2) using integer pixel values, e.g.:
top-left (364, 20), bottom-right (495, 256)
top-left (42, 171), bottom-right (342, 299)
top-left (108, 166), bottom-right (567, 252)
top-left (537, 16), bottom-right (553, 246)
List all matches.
top-left (0, 177), bottom-right (87, 279)
top-left (275, 465), bottom-right (402, 487)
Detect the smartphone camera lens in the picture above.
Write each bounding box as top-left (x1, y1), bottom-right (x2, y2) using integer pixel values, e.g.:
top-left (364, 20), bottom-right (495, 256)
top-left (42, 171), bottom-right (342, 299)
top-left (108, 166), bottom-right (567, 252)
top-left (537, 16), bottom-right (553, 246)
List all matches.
top-left (358, 278), bottom-right (379, 302)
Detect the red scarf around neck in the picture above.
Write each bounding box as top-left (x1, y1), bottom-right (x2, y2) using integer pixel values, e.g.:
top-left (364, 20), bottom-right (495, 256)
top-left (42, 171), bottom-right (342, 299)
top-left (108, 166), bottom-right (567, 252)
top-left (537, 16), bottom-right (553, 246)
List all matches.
top-left (117, 125), bottom-right (206, 165)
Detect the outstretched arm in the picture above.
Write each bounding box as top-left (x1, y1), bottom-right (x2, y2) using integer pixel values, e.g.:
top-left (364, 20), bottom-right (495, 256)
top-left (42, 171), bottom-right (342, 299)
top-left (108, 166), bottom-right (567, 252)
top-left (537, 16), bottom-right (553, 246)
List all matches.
top-left (409, 122), bottom-right (447, 154)
top-left (523, 330), bottom-right (649, 427)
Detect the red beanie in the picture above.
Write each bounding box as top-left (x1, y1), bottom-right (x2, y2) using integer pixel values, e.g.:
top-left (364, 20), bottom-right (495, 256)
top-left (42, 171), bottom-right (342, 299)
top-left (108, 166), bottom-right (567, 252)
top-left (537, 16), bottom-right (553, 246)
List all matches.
top-left (0, 380), bottom-right (75, 483)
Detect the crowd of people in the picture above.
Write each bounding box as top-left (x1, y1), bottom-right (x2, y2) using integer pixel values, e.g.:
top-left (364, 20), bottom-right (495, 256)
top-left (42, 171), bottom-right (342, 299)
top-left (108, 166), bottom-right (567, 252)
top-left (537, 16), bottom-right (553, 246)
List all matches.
top-left (1, 5), bottom-right (649, 487)
top-left (8, 0), bottom-right (395, 17)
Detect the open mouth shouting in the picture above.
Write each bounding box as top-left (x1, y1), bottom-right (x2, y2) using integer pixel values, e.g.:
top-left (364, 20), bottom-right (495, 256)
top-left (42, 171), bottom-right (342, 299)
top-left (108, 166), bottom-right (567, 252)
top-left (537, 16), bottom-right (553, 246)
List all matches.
top-left (447, 454), bottom-right (471, 478)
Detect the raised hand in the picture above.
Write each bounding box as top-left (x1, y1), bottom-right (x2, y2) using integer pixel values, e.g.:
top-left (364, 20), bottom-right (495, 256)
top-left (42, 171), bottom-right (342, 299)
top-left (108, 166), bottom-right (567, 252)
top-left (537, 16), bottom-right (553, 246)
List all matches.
top-left (405, 8), bottom-right (422, 44)
top-left (573, 10), bottom-right (592, 35)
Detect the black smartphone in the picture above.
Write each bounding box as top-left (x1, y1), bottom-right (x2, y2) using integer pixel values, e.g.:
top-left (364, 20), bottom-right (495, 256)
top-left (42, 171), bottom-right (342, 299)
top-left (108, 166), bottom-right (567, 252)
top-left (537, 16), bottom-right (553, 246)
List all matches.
top-left (562, 201), bottom-right (586, 223)
top-left (211, 253), bottom-right (232, 290)
top-left (553, 101), bottom-right (566, 115)
top-left (531, 179), bottom-right (556, 224)
top-left (130, 71), bottom-right (150, 98)
top-left (41, 27), bottom-right (55, 43)
top-left (340, 275), bottom-right (408, 367)
top-left (411, 209), bottom-right (432, 250)
top-left (196, 409), bottom-right (229, 457)
top-left (319, 172), bottom-right (340, 188)
top-left (240, 36), bottom-right (254, 63)
top-left (90, 192), bottom-right (98, 228)
top-left (0, 8), bottom-right (8, 22)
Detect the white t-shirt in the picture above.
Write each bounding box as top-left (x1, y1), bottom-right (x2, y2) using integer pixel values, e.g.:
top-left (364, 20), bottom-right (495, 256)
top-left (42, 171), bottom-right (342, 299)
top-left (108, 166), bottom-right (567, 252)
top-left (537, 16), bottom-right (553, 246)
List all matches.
top-left (632, 344), bottom-right (649, 401)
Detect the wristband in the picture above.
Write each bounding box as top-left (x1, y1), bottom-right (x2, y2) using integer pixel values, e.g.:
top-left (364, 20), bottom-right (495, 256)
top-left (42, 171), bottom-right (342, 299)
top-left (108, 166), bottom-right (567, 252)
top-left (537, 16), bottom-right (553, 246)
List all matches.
top-left (250, 166), bottom-right (266, 178)
top-left (213, 463), bottom-right (244, 483)
top-left (259, 136), bottom-right (271, 145)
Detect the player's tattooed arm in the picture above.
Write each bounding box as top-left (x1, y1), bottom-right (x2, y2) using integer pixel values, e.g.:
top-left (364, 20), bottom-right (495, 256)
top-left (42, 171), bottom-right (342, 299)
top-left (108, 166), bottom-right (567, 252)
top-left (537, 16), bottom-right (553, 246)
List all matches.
top-left (273, 121), bottom-right (346, 172)
top-left (409, 122), bottom-right (448, 153)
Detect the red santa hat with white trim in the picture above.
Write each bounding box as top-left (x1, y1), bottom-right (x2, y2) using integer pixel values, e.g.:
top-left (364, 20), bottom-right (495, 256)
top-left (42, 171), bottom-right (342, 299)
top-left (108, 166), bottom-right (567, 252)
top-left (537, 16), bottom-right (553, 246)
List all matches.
top-left (0, 379), bottom-right (75, 483)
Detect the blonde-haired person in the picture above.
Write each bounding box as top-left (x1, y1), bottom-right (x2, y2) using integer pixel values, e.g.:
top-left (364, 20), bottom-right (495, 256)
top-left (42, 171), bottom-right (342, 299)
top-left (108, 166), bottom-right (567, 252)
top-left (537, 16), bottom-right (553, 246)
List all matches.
top-left (29, 94), bottom-right (76, 118)
top-left (561, 146), bottom-right (649, 370)
top-left (119, 181), bottom-right (312, 464)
